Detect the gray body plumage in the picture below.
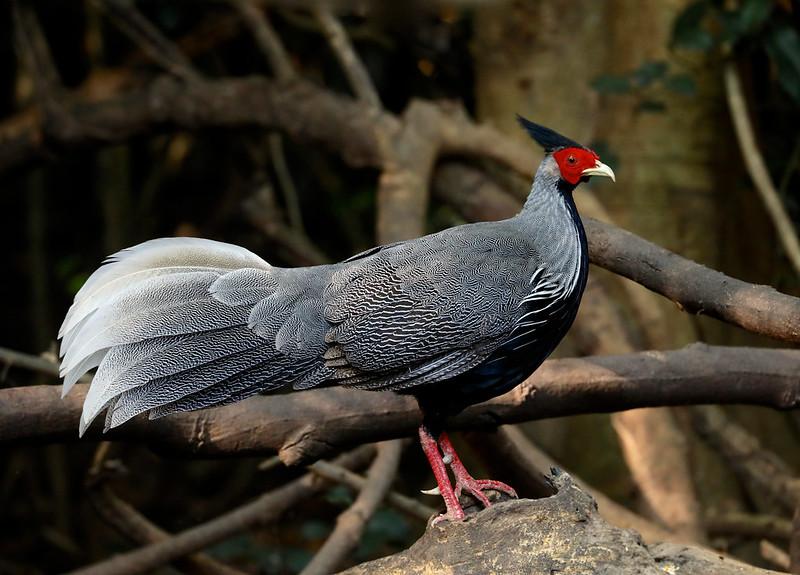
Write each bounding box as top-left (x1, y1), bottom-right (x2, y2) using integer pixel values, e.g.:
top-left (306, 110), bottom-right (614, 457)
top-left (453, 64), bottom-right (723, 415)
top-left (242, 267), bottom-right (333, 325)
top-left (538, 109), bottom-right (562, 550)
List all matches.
top-left (60, 154), bottom-right (587, 435)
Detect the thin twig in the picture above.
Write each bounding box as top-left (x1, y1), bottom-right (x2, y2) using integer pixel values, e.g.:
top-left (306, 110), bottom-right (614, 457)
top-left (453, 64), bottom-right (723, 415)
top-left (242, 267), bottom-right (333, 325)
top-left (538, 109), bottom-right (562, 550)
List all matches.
top-left (311, 5), bottom-right (395, 172)
top-left (229, 0), bottom-right (295, 82)
top-left (792, 499), bottom-right (800, 574)
top-left (761, 539), bottom-right (791, 571)
top-left (0, 346), bottom-right (61, 378)
top-left (89, 482), bottom-right (245, 575)
top-left (300, 440), bottom-right (404, 575)
top-left (692, 405), bottom-right (800, 512)
top-left (95, 0), bottom-right (200, 81)
top-left (86, 443), bottom-right (242, 575)
top-left (268, 132), bottom-right (305, 233)
top-left (307, 445), bottom-right (435, 522)
top-left (778, 137), bottom-right (800, 197)
top-left (65, 445), bottom-right (376, 575)
top-left (242, 183), bottom-right (329, 266)
top-left (724, 59), bottom-right (800, 276)
top-left (312, 6), bottom-right (381, 111)
top-left (11, 0), bottom-right (63, 110)
top-left (705, 512), bottom-right (792, 540)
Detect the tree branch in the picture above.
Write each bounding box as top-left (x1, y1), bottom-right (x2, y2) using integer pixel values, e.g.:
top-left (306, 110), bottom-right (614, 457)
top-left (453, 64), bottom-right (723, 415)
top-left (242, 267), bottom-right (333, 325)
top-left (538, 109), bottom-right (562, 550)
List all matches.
top-left (691, 405), bottom-right (800, 511)
top-left (585, 217), bottom-right (800, 344)
top-left (3, 345), bottom-right (798, 463)
top-left (65, 445), bottom-right (376, 575)
top-left (300, 440), bottom-right (404, 575)
top-left (706, 511), bottom-right (792, 540)
top-left (95, 0), bottom-right (200, 82)
top-left (724, 59), bottom-right (800, 276)
top-left (340, 471), bottom-right (778, 575)
top-left (312, 6), bottom-right (381, 111)
top-left (307, 447), bottom-right (434, 522)
top-left (87, 480), bottom-right (244, 575)
top-left (229, 0), bottom-right (296, 82)
top-left (464, 425), bottom-right (684, 545)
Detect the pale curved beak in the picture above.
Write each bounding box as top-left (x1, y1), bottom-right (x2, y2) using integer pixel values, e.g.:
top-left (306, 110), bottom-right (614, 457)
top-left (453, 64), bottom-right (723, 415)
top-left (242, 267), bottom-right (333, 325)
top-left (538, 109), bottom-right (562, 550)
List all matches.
top-left (582, 160), bottom-right (615, 182)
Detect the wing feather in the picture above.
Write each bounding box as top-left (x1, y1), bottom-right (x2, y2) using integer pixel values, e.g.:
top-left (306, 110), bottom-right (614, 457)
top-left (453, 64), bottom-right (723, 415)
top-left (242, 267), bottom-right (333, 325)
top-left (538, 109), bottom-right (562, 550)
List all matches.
top-left (322, 223), bottom-right (539, 388)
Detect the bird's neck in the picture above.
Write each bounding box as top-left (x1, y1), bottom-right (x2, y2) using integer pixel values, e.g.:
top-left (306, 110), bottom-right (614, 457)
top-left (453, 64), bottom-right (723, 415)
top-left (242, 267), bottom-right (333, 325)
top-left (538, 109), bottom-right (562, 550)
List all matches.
top-left (519, 168), bottom-right (587, 292)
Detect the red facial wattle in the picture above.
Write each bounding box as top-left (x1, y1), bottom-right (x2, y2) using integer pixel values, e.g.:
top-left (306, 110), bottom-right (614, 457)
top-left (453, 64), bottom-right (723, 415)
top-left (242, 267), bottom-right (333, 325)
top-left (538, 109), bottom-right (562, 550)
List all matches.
top-left (552, 147), bottom-right (602, 185)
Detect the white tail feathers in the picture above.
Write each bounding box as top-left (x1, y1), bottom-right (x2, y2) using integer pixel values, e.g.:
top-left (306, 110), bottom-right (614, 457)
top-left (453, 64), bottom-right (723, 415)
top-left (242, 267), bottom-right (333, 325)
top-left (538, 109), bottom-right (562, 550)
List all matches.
top-left (59, 237), bottom-right (272, 434)
top-left (60, 238), bottom-right (271, 341)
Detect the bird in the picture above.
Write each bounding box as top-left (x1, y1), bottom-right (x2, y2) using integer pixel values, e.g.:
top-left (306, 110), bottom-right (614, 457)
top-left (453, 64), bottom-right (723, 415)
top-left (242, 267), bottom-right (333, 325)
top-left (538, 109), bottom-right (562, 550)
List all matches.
top-left (59, 117), bottom-right (614, 522)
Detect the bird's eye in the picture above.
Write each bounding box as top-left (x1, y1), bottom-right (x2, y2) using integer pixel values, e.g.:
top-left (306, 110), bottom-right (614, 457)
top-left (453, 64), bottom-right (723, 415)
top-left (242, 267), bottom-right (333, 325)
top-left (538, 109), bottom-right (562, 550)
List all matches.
top-left (567, 155), bottom-right (577, 165)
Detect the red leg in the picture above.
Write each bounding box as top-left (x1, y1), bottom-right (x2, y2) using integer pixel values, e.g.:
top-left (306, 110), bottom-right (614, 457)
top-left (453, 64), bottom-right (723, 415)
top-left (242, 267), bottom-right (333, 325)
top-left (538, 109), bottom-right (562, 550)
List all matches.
top-left (437, 431), bottom-right (517, 505)
top-left (418, 427), bottom-right (518, 523)
top-left (418, 426), bottom-right (466, 521)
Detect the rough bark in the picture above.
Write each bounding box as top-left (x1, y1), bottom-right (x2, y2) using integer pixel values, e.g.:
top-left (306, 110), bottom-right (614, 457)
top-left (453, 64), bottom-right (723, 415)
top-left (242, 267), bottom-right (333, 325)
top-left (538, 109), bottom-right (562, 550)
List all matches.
top-left (338, 471), bottom-right (781, 575)
top-left (3, 345), bottom-right (799, 465)
top-left (585, 217), bottom-right (800, 344)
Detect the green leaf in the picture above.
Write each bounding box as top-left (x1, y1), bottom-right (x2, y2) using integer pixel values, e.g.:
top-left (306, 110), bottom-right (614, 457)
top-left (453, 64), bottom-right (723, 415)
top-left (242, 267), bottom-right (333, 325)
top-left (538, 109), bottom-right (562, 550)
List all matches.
top-left (300, 519), bottom-right (332, 541)
top-left (283, 548), bottom-right (315, 573)
top-left (664, 73), bottom-right (698, 96)
top-left (324, 484), bottom-right (355, 507)
top-left (737, 0), bottom-right (773, 33)
top-left (356, 509), bottom-right (412, 557)
top-left (764, 25), bottom-right (800, 107)
top-left (719, 0), bottom-right (773, 44)
top-left (591, 74), bottom-right (631, 94)
top-left (717, 11), bottom-right (746, 44)
top-left (632, 60), bottom-right (669, 87)
top-left (672, 0), bottom-right (715, 51)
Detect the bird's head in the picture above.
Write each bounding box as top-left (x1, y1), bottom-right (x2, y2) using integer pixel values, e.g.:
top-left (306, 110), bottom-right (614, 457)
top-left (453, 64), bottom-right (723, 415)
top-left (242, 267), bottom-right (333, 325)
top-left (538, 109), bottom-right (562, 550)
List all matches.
top-left (517, 116), bottom-right (615, 185)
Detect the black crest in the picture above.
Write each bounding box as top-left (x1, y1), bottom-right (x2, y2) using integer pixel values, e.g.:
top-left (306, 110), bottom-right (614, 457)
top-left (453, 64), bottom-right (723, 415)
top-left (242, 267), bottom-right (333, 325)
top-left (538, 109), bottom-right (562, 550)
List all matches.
top-left (516, 116), bottom-right (586, 153)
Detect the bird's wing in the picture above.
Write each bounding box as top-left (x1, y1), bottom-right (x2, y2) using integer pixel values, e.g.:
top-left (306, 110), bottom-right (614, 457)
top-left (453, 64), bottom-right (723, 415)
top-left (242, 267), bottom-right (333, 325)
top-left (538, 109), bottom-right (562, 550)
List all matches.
top-left (60, 237), bottom-right (331, 434)
top-left (319, 222), bottom-right (538, 391)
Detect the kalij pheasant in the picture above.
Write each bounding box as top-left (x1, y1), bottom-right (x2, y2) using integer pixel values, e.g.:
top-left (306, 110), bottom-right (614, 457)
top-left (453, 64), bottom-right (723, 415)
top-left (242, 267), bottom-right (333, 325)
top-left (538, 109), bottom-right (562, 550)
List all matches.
top-left (59, 118), bottom-right (614, 521)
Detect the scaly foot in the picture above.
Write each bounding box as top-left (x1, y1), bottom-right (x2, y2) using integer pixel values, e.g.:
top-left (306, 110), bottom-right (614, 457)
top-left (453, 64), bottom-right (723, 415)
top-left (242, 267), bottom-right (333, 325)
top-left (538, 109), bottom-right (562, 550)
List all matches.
top-left (418, 426), bottom-right (518, 523)
top-left (439, 431), bottom-right (517, 507)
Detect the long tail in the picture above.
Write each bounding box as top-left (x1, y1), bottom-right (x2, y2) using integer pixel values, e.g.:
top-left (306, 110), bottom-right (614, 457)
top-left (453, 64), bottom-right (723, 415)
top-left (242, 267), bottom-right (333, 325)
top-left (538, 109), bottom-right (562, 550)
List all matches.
top-left (59, 237), bottom-right (322, 435)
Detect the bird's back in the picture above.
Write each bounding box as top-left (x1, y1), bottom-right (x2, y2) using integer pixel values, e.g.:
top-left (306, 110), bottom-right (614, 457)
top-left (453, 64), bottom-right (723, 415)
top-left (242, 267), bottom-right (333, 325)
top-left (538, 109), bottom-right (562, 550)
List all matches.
top-left (322, 219), bottom-right (550, 390)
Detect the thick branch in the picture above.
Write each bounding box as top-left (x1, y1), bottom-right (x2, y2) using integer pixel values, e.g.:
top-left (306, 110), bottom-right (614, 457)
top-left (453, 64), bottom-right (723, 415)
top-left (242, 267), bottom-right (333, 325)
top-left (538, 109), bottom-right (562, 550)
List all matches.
top-left (375, 100), bottom-right (442, 242)
top-left (465, 425), bottom-right (683, 545)
top-left (3, 345), bottom-right (798, 463)
top-left (0, 71), bottom-right (526, 193)
top-left (585, 217), bottom-right (800, 344)
top-left (0, 75), bottom-right (388, 173)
